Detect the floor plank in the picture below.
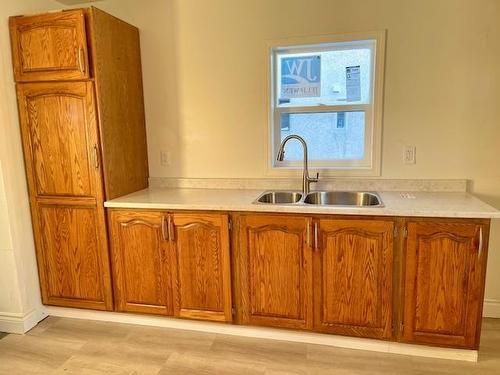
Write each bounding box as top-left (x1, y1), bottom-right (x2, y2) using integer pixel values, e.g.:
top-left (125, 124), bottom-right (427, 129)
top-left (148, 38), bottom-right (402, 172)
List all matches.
top-left (0, 317), bottom-right (499, 374)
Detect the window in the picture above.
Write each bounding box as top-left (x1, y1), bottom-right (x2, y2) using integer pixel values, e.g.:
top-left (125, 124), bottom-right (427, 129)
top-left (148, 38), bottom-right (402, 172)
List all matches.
top-left (269, 32), bottom-right (385, 175)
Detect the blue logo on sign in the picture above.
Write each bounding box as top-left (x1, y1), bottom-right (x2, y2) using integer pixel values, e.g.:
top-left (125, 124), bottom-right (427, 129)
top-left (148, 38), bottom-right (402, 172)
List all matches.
top-left (280, 55), bottom-right (321, 98)
top-left (281, 56), bottom-right (321, 85)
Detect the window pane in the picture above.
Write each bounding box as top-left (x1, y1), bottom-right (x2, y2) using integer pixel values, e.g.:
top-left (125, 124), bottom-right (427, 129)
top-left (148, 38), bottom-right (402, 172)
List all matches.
top-left (280, 111), bottom-right (365, 161)
top-left (276, 43), bottom-right (373, 107)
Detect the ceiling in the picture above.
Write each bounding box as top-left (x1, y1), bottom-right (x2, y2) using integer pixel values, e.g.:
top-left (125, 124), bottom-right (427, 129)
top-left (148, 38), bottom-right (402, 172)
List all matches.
top-left (53, 0), bottom-right (104, 5)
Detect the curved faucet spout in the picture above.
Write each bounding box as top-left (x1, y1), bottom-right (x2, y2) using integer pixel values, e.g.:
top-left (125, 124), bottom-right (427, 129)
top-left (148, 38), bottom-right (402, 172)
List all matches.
top-left (276, 134), bottom-right (319, 195)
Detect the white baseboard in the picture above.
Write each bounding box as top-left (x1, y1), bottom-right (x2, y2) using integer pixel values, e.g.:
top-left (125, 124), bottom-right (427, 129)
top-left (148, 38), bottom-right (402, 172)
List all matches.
top-left (483, 299), bottom-right (500, 318)
top-left (45, 306), bottom-right (478, 362)
top-left (0, 308), bottom-right (48, 334)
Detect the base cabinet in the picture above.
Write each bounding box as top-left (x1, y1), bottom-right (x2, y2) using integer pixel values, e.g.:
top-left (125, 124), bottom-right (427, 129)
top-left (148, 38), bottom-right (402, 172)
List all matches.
top-left (314, 219), bottom-right (394, 340)
top-left (236, 214), bottom-right (313, 330)
top-left (108, 210), bottom-right (233, 322)
top-left (401, 220), bottom-right (489, 349)
top-left (97, 210), bottom-right (493, 350)
top-left (108, 210), bottom-right (173, 315)
top-left (169, 213), bottom-right (233, 322)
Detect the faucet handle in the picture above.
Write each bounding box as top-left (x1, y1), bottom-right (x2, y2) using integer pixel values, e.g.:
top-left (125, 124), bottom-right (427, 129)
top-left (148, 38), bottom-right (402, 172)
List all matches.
top-left (310, 172), bottom-right (319, 182)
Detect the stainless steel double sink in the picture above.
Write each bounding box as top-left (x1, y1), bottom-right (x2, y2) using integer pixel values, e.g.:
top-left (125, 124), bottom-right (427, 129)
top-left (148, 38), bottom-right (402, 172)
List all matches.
top-left (255, 191), bottom-right (383, 207)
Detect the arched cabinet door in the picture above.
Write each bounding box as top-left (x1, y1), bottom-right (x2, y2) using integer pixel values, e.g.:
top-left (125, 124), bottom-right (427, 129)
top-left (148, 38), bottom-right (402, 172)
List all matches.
top-left (313, 219), bottom-right (394, 339)
top-left (237, 214), bottom-right (313, 330)
top-left (402, 220), bottom-right (489, 349)
top-left (169, 213), bottom-right (232, 322)
top-left (108, 210), bottom-right (173, 315)
top-left (17, 81), bottom-right (113, 310)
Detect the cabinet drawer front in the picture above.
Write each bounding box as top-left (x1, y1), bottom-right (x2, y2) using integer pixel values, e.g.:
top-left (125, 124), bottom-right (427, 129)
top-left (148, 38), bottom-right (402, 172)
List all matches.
top-left (402, 221), bottom-right (488, 349)
top-left (314, 219), bottom-right (394, 339)
top-left (17, 82), bottom-right (101, 198)
top-left (9, 10), bottom-right (90, 82)
top-left (238, 214), bottom-right (313, 330)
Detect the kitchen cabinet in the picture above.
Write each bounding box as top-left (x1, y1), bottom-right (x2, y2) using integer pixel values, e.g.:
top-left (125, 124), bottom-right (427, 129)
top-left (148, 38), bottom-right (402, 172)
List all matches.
top-left (401, 220), bottom-right (489, 349)
top-left (10, 10), bottom-right (90, 82)
top-left (108, 210), bottom-right (173, 315)
top-left (17, 80), bottom-right (112, 310)
top-left (236, 214), bottom-right (314, 330)
top-left (169, 213), bottom-right (232, 322)
top-left (313, 218), bottom-right (394, 340)
top-left (108, 210), bottom-right (233, 322)
top-left (11, 8), bottom-right (148, 310)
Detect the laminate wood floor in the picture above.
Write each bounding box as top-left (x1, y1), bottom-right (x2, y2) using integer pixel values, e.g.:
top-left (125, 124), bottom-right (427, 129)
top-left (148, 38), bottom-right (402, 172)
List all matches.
top-left (0, 317), bottom-right (499, 374)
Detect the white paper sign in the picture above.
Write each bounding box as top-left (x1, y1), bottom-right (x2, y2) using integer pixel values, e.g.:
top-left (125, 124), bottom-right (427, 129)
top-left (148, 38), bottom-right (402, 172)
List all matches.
top-left (346, 66), bottom-right (361, 102)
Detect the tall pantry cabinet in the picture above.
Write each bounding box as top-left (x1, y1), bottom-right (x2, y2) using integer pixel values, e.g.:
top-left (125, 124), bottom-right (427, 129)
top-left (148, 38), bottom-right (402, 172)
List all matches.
top-left (9, 8), bottom-right (149, 310)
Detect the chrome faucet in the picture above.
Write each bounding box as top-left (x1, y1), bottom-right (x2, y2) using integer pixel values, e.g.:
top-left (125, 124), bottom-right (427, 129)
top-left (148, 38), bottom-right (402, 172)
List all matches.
top-left (276, 135), bottom-right (319, 195)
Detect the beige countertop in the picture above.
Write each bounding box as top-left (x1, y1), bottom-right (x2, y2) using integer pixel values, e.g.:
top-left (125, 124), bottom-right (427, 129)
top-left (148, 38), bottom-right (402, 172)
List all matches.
top-left (104, 187), bottom-right (500, 219)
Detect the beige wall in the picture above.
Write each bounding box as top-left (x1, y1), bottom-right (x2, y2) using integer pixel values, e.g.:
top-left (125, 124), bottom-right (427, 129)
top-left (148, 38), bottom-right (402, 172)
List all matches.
top-left (1, 0), bottom-right (499, 323)
top-left (80, 0), bottom-right (500, 305)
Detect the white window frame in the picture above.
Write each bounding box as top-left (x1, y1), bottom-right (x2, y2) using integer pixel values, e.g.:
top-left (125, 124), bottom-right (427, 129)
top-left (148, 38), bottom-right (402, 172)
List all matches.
top-left (267, 31), bottom-right (386, 177)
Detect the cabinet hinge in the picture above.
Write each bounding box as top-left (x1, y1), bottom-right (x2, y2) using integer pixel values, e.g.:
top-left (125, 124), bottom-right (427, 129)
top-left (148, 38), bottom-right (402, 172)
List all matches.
top-left (400, 321), bottom-right (404, 332)
top-left (232, 307), bottom-right (236, 315)
top-left (403, 227), bottom-right (408, 238)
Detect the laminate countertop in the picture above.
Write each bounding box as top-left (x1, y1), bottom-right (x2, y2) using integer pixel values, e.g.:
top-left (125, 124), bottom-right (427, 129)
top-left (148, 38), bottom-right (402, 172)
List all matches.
top-left (104, 187), bottom-right (500, 219)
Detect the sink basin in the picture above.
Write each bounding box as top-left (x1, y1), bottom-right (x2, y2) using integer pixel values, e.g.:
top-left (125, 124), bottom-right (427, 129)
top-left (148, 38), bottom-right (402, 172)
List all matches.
top-left (256, 191), bottom-right (303, 204)
top-left (304, 191), bottom-right (383, 207)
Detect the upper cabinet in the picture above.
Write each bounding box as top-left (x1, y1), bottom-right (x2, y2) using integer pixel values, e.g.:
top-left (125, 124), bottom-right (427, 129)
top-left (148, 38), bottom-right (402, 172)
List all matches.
top-left (10, 10), bottom-right (90, 82)
top-left (402, 220), bottom-right (489, 349)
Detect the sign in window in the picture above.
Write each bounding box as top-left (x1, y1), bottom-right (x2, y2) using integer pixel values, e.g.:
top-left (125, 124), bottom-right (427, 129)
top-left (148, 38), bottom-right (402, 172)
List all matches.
top-left (280, 55), bottom-right (321, 98)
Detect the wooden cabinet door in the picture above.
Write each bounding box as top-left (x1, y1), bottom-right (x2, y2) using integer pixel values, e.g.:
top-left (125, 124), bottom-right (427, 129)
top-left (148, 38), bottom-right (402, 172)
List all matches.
top-left (314, 219), bottom-right (394, 339)
top-left (169, 213), bottom-right (232, 322)
top-left (237, 214), bottom-right (313, 330)
top-left (9, 10), bottom-right (90, 82)
top-left (16, 81), bottom-right (102, 198)
top-left (108, 210), bottom-right (173, 315)
top-left (402, 220), bottom-right (488, 349)
top-left (17, 81), bottom-right (112, 310)
top-left (37, 204), bottom-right (111, 310)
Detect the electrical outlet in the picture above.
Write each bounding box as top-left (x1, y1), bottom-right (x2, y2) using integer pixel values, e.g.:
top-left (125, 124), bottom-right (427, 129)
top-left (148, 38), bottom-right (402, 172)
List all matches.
top-left (404, 146), bottom-right (416, 164)
top-left (160, 150), bottom-right (170, 166)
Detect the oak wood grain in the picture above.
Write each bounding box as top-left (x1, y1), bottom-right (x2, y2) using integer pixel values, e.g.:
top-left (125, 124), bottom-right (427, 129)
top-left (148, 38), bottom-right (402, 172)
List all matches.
top-left (38, 204), bottom-right (107, 308)
top-left (313, 218), bottom-right (394, 340)
top-left (16, 81), bottom-right (113, 310)
top-left (88, 7), bottom-right (149, 200)
top-left (170, 213), bottom-right (232, 322)
top-left (402, 220), bottom-right (490, 349)
top-left (108, 210), bottom-right (173, 315)
top-left (9, 10), bottom-right (90, 82)
top-left (237, 214), bottom-right (313, 330)
top-left (17, 82), bottom-right (96, 197)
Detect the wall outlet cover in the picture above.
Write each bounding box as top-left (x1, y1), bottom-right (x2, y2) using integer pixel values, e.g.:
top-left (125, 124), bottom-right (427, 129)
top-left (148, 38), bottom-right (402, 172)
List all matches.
top-left (404, 146), bottom-right (416, 164)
